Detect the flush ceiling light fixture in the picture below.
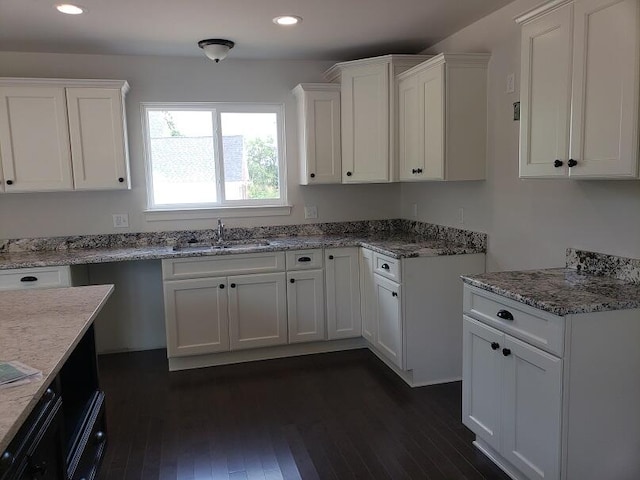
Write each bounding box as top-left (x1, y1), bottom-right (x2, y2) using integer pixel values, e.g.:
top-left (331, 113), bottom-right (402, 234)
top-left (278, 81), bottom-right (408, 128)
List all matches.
top-left (55, 3), bottom-right (85, 14)
top-left (198, 39), bottom-right (235, 63)
top-left (273, 15), bottom-right (302, 26)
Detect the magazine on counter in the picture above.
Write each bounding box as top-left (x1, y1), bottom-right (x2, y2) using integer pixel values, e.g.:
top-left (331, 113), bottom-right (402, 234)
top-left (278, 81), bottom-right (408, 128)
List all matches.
top-left (0, 361), bottom-right (42, 389)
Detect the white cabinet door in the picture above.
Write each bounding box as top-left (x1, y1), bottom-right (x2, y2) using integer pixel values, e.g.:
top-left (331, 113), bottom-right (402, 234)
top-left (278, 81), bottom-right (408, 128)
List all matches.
top-left (359, 248), bottom-right (376, 343)
top-left (228, 272), bottom-right (287, 350)
top-left (0, 86), bottom-right (73, 192)
top-left (569, 0), bottom-right (639, 178)
top-left (519, 3), bottom-right (573, 178)
top-left (67, 88), bottom-right (129, 190)
top-left (287, 269), bottom-right (326, 343)
top-left (462, 316), bottom-right (503, 452)
top-left (419, 63), bottom-right (446, 180)
top-left (374, 274), bottom-right (403, 369)
top-left (325, 247), bottom-right (362, 339)
top-left (293, 84), bottom-right (342, 185)
top-left (501, 335), bottom-right (562, 480)
top-left (163, 277), bottom-right (230, 357)
top-left (398, 74), bottom-right (422, 181)
top-left (341, 62), bottom-right (390, 183)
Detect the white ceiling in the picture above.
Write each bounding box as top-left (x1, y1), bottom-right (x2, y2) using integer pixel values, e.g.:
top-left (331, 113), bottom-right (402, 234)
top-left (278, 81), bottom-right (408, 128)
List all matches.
top-left (0, 0), bottom-right (512, 61)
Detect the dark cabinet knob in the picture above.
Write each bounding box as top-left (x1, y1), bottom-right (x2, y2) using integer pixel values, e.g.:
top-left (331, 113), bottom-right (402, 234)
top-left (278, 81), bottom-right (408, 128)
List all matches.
top-left (412, 168), bottom-right (417, 174)
top-left (392, 292), bottom-right (398, 297)
top-left (416, 168), bottom-right (423, 173)
top-left (230, 283), bottom-right (236, 288)
top-left (491, 342), bottom-right (500, 350)
top-left (381, 263), bottom-right (390, 270)
top-left (554, 159), bottom-right (563, 168)
top-left (219, 284), bottom-right (225, 289)
top-left (328, 255), bottom-right (334, 260)
top-left (94, 431), bottom-right (106, 444)
top-left (310, 173), bottom-right (315, 178)
top-left (1, 451), bottom-right (14, 469)
top-left (43, 388), bottom-right (55, 400)
top-left (346, 171), bottom-right (352, 177)
top-left (502, 348), bottom-right (512, 357)
top-left (568, 159), bottom-right (578, 167)
top-left (6, 180), bottom-right (13, 185)
top-left (118, 177), bottom-right (124, 183)
top-left (297, 257), bottom-right (311, 262)
top-left (496, 310), bottom-right (514, 321)
top-left (20, 276), bottom-right (38, 282)
top-left (290, 278), bottom-right (295, 284)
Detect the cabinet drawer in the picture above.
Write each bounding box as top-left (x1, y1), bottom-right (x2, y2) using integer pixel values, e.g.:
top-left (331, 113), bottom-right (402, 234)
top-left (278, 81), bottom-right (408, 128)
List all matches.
top-left (463, 285), bottom-right (565, 356)
top-left (68, 392), bottom-right (106, 480)
top-left (285, 249), bottom-right (323, 270)
top-left (163, 252), bottom-right (285, 280)
top-left (0, 266), bottom-right (71, 291)
top-left (373, 252), bottom-right (401, 282)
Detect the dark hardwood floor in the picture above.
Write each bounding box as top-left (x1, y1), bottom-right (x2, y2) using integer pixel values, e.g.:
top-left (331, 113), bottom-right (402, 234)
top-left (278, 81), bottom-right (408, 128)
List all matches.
top-left (97, 349), bottom-right (508, 480)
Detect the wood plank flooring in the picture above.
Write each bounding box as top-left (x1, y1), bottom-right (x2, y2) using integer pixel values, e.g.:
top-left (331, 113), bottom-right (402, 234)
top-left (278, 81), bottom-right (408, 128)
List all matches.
top-left (97, 349), bottom-right (509, 480)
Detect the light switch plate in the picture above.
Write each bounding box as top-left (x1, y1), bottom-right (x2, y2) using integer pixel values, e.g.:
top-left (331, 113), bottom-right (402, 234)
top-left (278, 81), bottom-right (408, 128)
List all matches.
top-left (506, 73), bottom-right (515, 93)
top-left (113, 214), bottom-right (129, 228)
top-left (304, 206), bottom-right (318, 219)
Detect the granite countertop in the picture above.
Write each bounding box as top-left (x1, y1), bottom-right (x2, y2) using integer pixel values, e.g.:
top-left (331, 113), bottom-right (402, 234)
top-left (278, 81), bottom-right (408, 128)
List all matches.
top-left (0, 233), bottom-right (485, 270)
top-left (461, 268), bottom-right (640, 316)
top-left (0, 285), bottom-right (114, 453)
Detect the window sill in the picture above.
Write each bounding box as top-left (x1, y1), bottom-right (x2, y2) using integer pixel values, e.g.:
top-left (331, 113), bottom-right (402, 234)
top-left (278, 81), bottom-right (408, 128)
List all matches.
top-left (144, 205), bottom-right (293, 222)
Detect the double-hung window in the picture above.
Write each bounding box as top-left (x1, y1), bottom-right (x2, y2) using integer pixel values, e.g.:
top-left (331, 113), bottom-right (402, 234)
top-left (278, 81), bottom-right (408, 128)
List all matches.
top-left (142, 103), bottom-right (286, 211)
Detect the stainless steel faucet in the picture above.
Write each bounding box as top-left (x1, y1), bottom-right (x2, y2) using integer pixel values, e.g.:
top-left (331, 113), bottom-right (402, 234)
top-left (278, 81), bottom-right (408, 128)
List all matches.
top-left (216, 219), bottom-right (225, 243)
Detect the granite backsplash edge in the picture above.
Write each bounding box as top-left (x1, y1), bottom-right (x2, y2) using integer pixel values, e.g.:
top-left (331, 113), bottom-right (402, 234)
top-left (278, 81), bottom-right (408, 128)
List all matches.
top-left (567, 248), bottom-right (640, 284)
top-left (0, 219), bottom-right (487, 253)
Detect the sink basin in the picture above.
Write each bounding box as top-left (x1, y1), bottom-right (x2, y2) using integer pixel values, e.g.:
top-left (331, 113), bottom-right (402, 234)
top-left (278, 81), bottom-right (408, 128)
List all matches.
top-left (173, 240), bottom-right (270, 252)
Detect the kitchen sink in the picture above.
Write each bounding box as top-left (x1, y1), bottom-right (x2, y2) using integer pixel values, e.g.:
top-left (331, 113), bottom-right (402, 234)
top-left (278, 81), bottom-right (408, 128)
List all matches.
top-left (172, 240), bottom-right (271, 252)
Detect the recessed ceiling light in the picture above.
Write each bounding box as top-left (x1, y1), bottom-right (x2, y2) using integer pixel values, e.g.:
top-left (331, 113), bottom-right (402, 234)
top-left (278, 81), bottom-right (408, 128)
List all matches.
top-left (273, 15), bottom-right (302, 26)
top-left (55, 4), bottom-right (85, 15)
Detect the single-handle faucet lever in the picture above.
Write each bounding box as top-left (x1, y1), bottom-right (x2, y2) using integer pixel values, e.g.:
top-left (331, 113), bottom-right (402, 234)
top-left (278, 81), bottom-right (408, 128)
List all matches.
top-left (216, 219), bottom-right (225, 243)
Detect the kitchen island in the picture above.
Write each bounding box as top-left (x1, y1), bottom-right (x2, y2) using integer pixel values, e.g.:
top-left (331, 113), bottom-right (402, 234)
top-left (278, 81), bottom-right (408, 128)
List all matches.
top-left (0, 285), bottom-right (113, 480)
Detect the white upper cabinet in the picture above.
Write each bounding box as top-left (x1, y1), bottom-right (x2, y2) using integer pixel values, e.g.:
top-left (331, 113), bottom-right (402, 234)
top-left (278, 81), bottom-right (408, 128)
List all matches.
top-left (397, 54), bottom-right (490, 181)
top-left (519, 3), bottom-right (574, 178)
top-left (517, 0), bottom-right (640, 179)
top-left (67, 87), bottom-right (130, 189)
top-left (293, 84), bottom-right (342, 185)
top-left (0, 78), bottom-right (130, 193)
top-left (0, 85), bottom-right (74, 192)
top-left (325, 55), bottom-right (429, 183)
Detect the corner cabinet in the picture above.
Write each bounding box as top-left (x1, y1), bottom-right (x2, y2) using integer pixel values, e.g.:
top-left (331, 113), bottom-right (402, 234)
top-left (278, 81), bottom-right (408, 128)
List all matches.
top-left (397, 54), bottom-right (490, 181)
top-left (292, 84), bottom-right (342, 185)
top-left (325, 247), bottom-right (362, 339)
top-left (517, 0), bottom-right (640, 179)
top-left (463, 284), bottom-right (640, 480)
top-left (325, 55), bottom-right (430, 183)
top-left (0, 78), bottom-right (131, 192)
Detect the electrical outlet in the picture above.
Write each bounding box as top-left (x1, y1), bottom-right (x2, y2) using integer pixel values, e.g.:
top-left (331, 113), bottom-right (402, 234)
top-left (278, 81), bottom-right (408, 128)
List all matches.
top-left (304, 205), bottom-right (318, 219)
top-left (411, 203), bottom-right (418, 219)
top-left (112, 214), bottom-right (129, 228)
top-left (506, 73), bottom-right (515, 93)
top-left (458, 207), bottom-right (465, 227)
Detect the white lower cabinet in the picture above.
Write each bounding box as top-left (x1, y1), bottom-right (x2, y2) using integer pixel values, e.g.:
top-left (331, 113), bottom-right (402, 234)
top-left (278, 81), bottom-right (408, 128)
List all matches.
top-left (325, 247), bottom-right (362, 339)
top-left (463, 284), bottom-right (640, 480)
top-left (164, 277), bottom-right (229, 357)
top-left (463, 316), bottom-right (561, 480)
top-left (287, 269), bottom-right (325, 343)
top-left (227, 272), bottom-right (287, 350)
top-left (374, 274), bottom-right (402, 369)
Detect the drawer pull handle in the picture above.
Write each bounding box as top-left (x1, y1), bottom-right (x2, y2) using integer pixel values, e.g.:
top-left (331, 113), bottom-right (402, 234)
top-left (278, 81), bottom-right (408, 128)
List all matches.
top-left (94, 431), bottom-right (106, 445)
top-left (502, 348), bottom-right (512, 357)
top-left (392, 292), bottom-right (398, 297)
top-left (381, 263), bottom-right (390, 270)
top-left (491, 342), bottom-right (500, 350)
top-left (297, 257), bottom-right (311, 262)
top-left (328, 255), bottom-right (334, 260)
top-left (20, 276), bottom-right (39, 282)
top-left (496, 309), bottom-right (514, 321)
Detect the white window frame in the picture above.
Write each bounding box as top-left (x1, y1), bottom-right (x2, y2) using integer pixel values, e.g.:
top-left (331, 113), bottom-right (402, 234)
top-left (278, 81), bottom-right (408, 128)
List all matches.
top-left (141, 102), bottom-right (288, 214)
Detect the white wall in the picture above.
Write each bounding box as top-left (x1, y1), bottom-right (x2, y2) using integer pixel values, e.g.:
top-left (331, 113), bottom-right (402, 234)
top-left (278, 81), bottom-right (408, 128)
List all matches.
top-left (0, 51), bottom-right (400, 239)
top-left (403, 0), bottom-right (640, 271)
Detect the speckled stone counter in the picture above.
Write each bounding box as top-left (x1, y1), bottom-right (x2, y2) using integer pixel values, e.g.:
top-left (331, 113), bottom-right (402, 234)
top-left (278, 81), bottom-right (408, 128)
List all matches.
top-left (461, 250), bottom-right (640, 316)
top-left (0, 285), bottom-right (114, 453)
top-left (0, 220), bottom-right (487, 270)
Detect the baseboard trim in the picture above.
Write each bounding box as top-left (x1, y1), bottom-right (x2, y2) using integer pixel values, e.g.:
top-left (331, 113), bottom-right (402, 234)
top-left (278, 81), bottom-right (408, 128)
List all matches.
top-left (473, 440), bottom-right (524, 480)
